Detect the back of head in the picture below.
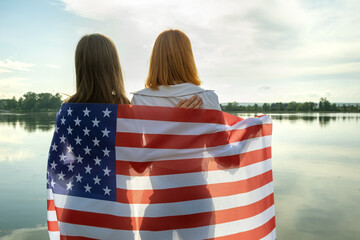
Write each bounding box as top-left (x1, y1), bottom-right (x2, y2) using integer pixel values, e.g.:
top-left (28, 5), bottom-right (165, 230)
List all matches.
top-left (65, 33), bottom-right (129, 104)
top-left (146, 29), bottom-right (201, 89)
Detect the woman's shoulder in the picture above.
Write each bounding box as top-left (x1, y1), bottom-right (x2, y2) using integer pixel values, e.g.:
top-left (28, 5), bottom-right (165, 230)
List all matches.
top-left (131, 83), bottom-right (215, 98)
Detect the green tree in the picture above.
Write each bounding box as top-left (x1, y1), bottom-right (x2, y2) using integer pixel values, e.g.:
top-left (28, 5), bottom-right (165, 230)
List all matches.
top-left (286, 101), bottom-right (297, 111)
top-left (262, 103), bottom-right (270, 112)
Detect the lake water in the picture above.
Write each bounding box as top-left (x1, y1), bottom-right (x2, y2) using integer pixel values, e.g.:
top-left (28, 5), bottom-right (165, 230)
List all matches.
top-left (0, 112), bottom-right (359, 240)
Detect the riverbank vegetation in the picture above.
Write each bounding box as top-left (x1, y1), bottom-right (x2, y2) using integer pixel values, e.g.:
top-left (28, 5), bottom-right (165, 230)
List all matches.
top-left (0, 93), bottom-right (359, 113)
top-left (0, 92), bottom-right (62, 112)
top-left (222, 98), bottom-right (359, 112)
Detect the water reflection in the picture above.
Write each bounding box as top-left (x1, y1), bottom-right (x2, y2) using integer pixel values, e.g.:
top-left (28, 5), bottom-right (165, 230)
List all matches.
top-left (237, 112), bottom-right (360, 127)
top-left (0, 112), bottom-right (56, 132)
top-left (1, 112), bottom-right (359, 240)
top-left (1, 112), bottom-right (359, 132)
top-left (0, 227), bottom-right (48, 240)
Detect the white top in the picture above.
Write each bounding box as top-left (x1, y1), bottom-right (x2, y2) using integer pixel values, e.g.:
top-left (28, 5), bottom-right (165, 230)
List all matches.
top-left (131, 83), bottom-right (222, 110)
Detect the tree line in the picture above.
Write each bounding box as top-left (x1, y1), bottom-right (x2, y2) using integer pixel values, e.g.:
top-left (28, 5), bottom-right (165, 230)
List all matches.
top-left (0, 92), bottom-right (63, 112)
top-left (0, 93), bottom-right (359, 113)
top-left (222, 98), bottom-right (359, 112)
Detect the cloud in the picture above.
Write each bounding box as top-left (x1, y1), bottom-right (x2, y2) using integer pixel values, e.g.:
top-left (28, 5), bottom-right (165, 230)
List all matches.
top-left (46, 64), bottom-right (61, 69)
top-left (258, 85), bottom-right (271, 91)
top-left (0, 59), bottom-right (35, 74)
top-left (57, 0), bottom-right (360, 102)
top-left (0, 77), bottom-right (30, 99)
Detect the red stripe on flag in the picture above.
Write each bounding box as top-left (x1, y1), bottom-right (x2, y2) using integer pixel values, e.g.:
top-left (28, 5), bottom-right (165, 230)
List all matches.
top-left (54, 194), bottom-right (273, 231)
top-left (60, 235), bottom-right (98, 240)
top-left (116, 147), bottom-right (272, 176)
top-left (48, 220), bottom-right (59, 231)
top-left (117, 105), bottom-right (242, 125)
top-left (115, 124), bottom-right (272, 149)
top-left (117, 170), bottom-right (273, 204)
top-left (48, 199), bottom-right (56, 211)
top-left (206, 216), bottom-right (276, 240)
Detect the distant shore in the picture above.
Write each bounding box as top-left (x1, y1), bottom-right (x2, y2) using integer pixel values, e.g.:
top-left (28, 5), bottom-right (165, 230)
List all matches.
top-left (1, 92), bottom-right (359, 113)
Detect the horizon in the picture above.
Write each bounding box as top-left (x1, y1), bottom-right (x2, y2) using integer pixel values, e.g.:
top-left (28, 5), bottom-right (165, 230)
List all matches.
top-left (1, 0), bottom-right (360, 103)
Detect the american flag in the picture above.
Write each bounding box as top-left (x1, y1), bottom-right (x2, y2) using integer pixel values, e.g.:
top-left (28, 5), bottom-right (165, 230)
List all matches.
top-left (47, 103), bottom-right (276, 240)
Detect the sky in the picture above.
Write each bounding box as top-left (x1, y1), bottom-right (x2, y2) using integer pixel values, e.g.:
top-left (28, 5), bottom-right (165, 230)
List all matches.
top-left (0, 0), bottom-right (359, 103)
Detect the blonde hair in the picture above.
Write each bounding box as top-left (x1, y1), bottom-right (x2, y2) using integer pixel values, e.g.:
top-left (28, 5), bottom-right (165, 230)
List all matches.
top-left (145, 29), bottom-right (201, 89)
top-left (65, 34), bottom-right (129, 104)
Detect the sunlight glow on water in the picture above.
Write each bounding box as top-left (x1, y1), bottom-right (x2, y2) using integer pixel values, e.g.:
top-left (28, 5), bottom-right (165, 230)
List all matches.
top-left (0, 112), bottom-right (359, 240)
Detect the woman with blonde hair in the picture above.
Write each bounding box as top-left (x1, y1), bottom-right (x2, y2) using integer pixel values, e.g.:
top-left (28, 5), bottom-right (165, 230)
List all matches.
top-left (131, 29), bottom-right (221, 110)
top-left (132, 29), bottom-right (218, 239)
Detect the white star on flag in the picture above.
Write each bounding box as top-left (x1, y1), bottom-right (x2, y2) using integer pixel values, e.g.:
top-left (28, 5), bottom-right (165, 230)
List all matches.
top-left (103, 166), bottom-right (111, 176)
top-left (101, 128), bottom-right (110, 137)
top-left (66, 181), bottom-right (73, 190)
top-left (92, 137), bottom-right (100, 146)
top-left (83, 107), bottom-right (90, 116)
top-left (67, 107), bottom-right (73, 116)
top-left (74, 136), bottom-right (82, 145)
top-left (83, 127), bottom-right (90, 136)
top-left (102, 108), bottom-right (111, 117)
top-left (84, 184), bottom-right (92, 193)
top-left (59, 135), bottom-right (66, 143)
top-left (57, 171), bottom-right (65, 180)
top-left (67, 126), bottom-right (73, 135)
top-left (51, 143), bottom-right (58, 151)
top-left (93, 175), bottom-right (101, 185)
top-left (75, 173), bottom-right (83, 182)
top-left (67, 162), bottom-right (75, 172)
top-left (76, 154), bottom-right (83, 164)
top-left (84, 164), bottom-right (92, 174)
top-left (93, 156), bottom-right (101, 165)
top-left (50, 161), bottom-right (57, 170)
top-left (50, 179), bottom-right (56, 188)
top-left (67, 145), bottom-right (73, 153)
top-left (103, 186), bottom-right (111, 195)
top-left (74, 117), bottom-right (81, 126)
top-left (102, 147), bottom-right (110, 157)
top-left (59, 153), bottom-right (66, 162)
top-left (92, 118), bottom-right (100, 127)
top-left (84, 146), bottom-right (91, 155)
top-left (60, 116), bottom-right (66, 125)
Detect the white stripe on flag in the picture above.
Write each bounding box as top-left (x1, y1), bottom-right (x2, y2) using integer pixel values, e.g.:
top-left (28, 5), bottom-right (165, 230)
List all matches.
top-left (47, 210), bottom-right (57, 221)
top-left (48, 231), bottom-right (60, 239)
top-left (116, 158), bottom-right (272, 190)
top-left (116, 116), bottom-right (272, 135)
top-left (115, 135), bottom-right (272, 162)
top-left (48, 183), bottom-right (273, 218)
top-left (57, 205), bottom-right (275, 240)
